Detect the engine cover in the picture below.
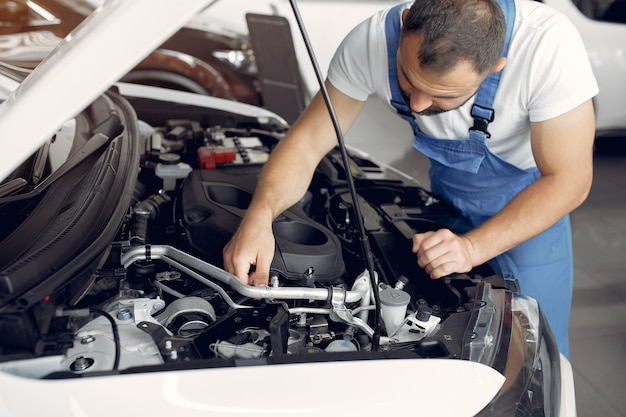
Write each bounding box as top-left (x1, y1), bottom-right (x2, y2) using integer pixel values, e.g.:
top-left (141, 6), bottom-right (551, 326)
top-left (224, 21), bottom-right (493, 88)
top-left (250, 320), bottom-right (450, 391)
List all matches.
top-left (181, 169), bottom-right (345, 283)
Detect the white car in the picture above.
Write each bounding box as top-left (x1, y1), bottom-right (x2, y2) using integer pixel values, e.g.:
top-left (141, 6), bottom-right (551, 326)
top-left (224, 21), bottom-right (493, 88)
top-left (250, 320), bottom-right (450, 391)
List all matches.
top-left (540, 0), bottom-right (626, 137)
top-left (0, 1), bottom-right (575, 416)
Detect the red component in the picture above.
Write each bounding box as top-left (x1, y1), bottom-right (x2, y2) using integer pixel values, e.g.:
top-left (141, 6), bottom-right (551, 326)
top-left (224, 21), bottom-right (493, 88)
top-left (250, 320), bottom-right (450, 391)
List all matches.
top-left (198, 146), bottom-right (237, 170)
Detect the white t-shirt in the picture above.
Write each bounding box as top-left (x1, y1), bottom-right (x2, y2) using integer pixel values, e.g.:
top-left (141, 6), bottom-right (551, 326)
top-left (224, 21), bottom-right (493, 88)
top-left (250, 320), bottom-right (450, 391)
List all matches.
top-left (327, 0), bottom-right (599, 170)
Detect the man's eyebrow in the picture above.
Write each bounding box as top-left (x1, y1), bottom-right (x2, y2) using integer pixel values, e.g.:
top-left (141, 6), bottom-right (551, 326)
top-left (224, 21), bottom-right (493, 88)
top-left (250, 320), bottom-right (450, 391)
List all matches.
top-left (397, 57), bottom-right (464, 100)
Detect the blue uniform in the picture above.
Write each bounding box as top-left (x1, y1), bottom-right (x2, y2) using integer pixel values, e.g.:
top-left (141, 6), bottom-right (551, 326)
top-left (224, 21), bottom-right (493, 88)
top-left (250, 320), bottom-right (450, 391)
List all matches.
top-left (384, 0), bottom-right (573, 356)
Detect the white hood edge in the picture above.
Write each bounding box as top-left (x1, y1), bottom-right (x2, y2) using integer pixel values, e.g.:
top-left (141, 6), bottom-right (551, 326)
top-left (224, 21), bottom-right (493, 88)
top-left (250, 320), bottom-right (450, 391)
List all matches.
top-left (0, 358), bottom-right (506, 416)
top-left (0, 0), bottom-right (214, 181)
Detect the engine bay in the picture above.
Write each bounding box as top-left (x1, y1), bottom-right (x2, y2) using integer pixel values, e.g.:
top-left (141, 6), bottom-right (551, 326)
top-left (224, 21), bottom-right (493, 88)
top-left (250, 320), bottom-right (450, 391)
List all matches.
top-left (0, 89), bottom-right (514, 378)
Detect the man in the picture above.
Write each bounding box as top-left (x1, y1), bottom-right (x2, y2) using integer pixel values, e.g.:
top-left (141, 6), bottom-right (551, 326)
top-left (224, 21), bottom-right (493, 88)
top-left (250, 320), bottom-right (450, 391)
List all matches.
top-left (223, 0), bottom-right (598, 357)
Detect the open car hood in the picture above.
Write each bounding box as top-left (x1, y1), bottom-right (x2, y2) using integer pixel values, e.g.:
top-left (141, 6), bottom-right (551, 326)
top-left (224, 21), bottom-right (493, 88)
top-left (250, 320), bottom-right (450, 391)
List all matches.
top-left (0, 0), bottom-right (212, 181)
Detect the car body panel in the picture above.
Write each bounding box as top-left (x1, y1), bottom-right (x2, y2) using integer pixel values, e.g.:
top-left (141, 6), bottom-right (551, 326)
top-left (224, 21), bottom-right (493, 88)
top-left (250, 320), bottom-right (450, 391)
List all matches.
top-left (0, 359), bottom-right (505, 416)
top-left (542, 0), bottom-right (626, 135)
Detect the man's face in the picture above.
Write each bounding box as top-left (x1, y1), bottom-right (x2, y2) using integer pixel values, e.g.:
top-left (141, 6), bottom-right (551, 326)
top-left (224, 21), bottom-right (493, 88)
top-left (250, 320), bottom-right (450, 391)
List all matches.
top-left (397, 33), bottom-right (484, 116)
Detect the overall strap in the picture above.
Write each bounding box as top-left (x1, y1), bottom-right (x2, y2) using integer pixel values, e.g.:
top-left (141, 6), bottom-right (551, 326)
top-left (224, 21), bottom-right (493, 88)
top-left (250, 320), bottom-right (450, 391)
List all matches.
top-left (470, 0), bottom-right (516, 140)
top-left (385, 0), bottom-right (516, 140)
top-left (386, 2), bottom-right (414, 125)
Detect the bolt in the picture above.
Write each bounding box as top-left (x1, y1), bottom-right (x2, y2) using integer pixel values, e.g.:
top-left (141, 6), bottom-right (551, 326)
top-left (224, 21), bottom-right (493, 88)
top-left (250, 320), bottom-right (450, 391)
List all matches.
top-left (270, 275), bottom-right (280, 288)
top-left (71, 356), bottom-right (94, 372)
top-left (117, 308), bottom-right (132, 320)
top-left (153, 300), bottom-right (165, 311)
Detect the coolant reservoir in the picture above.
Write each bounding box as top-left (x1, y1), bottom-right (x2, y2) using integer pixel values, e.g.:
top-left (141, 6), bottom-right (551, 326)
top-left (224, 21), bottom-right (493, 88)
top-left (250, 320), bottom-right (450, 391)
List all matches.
top-left (379, 286), bottom-right (410, 335)
top-left (155, 155), bottom-right (192, 191)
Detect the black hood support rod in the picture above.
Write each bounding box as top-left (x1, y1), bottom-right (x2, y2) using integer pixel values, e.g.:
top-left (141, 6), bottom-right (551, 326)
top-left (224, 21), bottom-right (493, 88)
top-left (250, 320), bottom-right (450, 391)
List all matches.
top-left (288, 0), bottom-right (382, 350)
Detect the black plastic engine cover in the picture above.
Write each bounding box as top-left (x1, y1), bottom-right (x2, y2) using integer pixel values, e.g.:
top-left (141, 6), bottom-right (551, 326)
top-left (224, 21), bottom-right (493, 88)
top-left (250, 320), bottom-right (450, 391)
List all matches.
top-left (181, 170), bottom-right (345, 282)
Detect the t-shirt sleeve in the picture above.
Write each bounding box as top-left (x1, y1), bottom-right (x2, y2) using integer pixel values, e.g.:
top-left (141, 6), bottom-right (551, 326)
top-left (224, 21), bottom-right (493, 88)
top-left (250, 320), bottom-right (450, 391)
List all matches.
top-left (526, 13), bottom-right (599, 122)
top-left (327, 17), bottom-right (379, 102)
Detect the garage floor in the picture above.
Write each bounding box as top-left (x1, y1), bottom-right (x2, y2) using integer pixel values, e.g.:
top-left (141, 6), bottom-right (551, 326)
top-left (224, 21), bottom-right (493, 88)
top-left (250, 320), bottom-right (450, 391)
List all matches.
top-left (346, 97), bottom-right (626, 417)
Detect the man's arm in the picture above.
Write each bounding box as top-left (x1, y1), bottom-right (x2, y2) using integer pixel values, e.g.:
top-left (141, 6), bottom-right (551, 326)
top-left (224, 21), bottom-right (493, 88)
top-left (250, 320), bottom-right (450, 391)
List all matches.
top-left (412, 99), bottom-right (595, 277)
top-left (223, 81), bottom-right (366, 285)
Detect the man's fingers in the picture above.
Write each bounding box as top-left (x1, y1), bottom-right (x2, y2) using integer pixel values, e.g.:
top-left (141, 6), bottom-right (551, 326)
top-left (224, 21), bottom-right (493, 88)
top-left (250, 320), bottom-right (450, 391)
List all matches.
top-left (250, 270), bottom-right (269, 287)
top-left (222, 226), bottom-right (275, 286)
top-left (223, 244), bottom-right (256, 285)
top-left (251, 251), bottom-right (273, 286)
top-left (423, 259), bottom-right (457, 278)
top-left (412, 231), bottom-right (435, 253)
top-left (412, 229), bottom-right (474, 278)
top-left (413, 230), bottom-right (447, 267)
top-left (229, 258), bottom-right (253, 285)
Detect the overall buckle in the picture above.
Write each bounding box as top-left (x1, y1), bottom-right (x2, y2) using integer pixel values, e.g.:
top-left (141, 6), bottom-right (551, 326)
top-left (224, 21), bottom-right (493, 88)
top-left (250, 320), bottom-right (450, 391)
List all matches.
top-left (469, 104), bottom-right (495, 139)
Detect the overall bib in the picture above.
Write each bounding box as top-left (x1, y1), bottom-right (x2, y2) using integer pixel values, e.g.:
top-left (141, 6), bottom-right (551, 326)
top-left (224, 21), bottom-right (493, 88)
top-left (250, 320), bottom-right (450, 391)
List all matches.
top-left (384, 0), bottom-right (572, 356)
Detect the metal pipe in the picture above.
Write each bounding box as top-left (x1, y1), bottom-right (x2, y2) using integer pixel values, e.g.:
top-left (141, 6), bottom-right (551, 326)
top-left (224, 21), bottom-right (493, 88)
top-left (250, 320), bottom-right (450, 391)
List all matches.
top-left (121, 245), bottom-right (368, 303)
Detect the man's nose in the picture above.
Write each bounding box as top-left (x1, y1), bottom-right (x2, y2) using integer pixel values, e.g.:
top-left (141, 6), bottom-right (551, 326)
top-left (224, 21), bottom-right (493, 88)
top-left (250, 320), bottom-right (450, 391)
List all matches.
top-left (410, 91), bottom-right (433, 113)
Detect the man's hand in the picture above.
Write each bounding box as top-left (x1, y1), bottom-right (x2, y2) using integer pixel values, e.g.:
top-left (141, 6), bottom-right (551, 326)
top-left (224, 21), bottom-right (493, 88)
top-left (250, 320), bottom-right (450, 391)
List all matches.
top-left (222, 218), bottom-right (275, 287)
top-left (222, 81), bottom-right (366, 287)
top-left (411, 229), bottom-right (477, 278)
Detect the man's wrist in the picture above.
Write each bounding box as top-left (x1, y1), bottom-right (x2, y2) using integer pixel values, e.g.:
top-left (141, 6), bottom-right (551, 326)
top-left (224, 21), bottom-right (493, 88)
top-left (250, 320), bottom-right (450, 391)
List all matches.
top-left (460, 233), bottom-right (482, 267)
top-left (242, 203), bottom-right (276, 229)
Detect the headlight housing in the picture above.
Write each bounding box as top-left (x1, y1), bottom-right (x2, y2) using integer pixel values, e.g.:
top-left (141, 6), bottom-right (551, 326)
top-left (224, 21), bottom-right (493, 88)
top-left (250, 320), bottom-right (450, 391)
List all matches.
top-left (474, 290), bottom-right (562, 416)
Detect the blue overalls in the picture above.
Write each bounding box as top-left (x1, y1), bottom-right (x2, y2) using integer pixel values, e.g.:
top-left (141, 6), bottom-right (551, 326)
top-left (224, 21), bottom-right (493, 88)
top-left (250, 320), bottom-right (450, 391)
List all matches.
top-left (385, 0), bottom-right (572, 356)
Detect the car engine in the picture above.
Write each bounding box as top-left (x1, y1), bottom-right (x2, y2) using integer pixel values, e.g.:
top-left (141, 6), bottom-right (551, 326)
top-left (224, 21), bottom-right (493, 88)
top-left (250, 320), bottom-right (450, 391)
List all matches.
top-left (0, 88), bottom-right (517, 379)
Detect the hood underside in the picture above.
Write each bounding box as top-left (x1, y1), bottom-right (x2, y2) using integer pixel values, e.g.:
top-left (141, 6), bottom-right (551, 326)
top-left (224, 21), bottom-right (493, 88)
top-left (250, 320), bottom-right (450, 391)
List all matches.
top-left (0, 0), bottom-right (213, 181)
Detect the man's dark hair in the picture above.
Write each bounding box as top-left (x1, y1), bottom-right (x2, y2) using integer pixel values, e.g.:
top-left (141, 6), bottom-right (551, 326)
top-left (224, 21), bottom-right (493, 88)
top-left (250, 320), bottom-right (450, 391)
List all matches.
top-left (401, 0), bottom-right (506, 76)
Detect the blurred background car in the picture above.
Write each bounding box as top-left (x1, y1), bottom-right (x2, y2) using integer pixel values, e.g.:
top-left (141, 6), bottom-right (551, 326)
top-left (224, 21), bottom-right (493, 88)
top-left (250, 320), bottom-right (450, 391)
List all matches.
top-left (0, 0), bottom-right (406, 123)
top-left (0, 0), bottom-right (262, 104)
top-left (540, 0), bottom-right (626, 139)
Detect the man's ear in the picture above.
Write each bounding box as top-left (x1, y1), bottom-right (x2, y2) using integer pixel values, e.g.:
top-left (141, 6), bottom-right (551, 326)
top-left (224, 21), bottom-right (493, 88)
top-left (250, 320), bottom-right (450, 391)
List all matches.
top-left (492, 57), bottom-right (507, 73)
top-left (401, 8), bottom-right (409, 22)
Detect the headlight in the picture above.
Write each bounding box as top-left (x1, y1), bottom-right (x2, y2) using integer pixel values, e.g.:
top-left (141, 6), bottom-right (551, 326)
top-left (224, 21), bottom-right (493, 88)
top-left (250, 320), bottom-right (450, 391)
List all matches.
top-left (475, 293), bottom-right (562, 417)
